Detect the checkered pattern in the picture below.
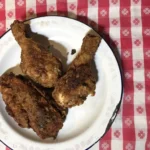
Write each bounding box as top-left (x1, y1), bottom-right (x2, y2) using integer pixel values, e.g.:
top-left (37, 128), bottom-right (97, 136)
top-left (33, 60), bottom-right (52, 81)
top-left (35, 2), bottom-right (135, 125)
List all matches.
top-left (0, 0), bottom-right (150, 150)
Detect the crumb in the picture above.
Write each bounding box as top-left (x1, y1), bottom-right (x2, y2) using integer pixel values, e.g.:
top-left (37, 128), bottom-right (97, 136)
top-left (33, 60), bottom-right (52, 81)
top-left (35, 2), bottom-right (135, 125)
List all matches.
top-left (71, 49), bottom-right (76, 55)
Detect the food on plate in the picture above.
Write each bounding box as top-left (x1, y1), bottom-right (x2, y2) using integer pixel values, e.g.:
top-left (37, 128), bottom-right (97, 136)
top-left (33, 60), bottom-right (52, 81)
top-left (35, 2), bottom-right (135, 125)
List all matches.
top-left (0, 73), bottom-right (30, 128)
top-left (52, 34), bottom-right (101, 108)
top-left (30, 83), bottom-right (68, 120)
top-left (0, 19), bottom-right (101, 140)
top-left (11, 20), bottom-right (62, 88)
top-left (0, 73), bottom-right (67, 139)
top-left (22, 78), bottom-right (68, 120)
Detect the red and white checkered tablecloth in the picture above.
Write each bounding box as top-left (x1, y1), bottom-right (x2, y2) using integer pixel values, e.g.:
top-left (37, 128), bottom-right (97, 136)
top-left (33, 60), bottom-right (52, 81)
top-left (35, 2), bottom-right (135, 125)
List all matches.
top-left (0, 0), bottom-right (150, 150)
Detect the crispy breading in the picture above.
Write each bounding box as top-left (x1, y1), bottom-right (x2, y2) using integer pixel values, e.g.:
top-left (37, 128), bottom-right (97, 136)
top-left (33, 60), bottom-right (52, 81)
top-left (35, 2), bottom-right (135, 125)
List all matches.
top-left (11, 20), bottom-right (62, 88)
top-left (0, 73), bottom-right (66, 139)
top-left (53, 34), bottom-right (101, 108)
top-left (0, 73), bottom-right (30, 128)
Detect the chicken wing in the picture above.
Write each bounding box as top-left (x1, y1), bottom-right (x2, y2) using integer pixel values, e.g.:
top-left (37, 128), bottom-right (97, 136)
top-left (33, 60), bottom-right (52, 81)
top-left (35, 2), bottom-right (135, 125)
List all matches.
top-left (11, 20), bottom-right (62, 88)
top-left (52, 34), bottom-right (101, 108)
top-left (0, 73), bottom-right (67, 139)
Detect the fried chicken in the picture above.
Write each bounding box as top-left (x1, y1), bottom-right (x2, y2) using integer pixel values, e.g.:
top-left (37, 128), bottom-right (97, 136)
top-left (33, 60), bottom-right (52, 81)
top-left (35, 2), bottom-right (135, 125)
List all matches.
top-left (0, 73), bottom-right (67, 139)
top-left (29, 82), bottom-right (68, 120)
top-left (52, 34), bottom-right (101, 108)
top-left (11, 20), bottom-right (62, 88)
top-left (0, 74), bottom-right (30, 128)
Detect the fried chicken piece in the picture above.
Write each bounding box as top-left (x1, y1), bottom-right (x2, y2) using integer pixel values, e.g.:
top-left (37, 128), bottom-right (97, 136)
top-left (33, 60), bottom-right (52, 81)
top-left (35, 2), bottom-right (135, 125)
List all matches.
top-left (53, 34), bottom-right (101, 108)
top-left (0, 73), bottom-right (65, 139)
top-left (0, 74), bottom-right (30, 128)
top-left (11, 20), bottom-right (62, 88)
top-left (28, 81), bottom-right (68, 120)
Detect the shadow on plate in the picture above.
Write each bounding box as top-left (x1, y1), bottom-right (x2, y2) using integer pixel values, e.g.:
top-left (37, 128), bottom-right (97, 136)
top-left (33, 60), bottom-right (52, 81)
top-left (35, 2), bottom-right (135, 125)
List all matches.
top-left (4, 64), bottom-right (23, 75)
top-left (48, 40), bottom-right (68, 73)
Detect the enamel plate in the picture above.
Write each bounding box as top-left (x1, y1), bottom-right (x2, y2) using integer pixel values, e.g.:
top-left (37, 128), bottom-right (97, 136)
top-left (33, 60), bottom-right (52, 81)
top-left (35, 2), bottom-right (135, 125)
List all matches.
top-left (0, 16), bottom-right (123, 150)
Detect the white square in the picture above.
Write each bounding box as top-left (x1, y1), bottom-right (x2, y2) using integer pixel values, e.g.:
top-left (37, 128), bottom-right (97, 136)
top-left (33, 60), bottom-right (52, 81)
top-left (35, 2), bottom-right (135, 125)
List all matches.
top-left (109, 27), bottom-right (120, 39)
top-left (132, 48), bottom-right (144, 60)
top-left (134, 69), bottom-right (145, 82)
top-left (111, 140), bottom-right (123, 150)
top-left (109, 7), bottom-right (120, 18)
top-left (88, 8), bottom-right (98, 17)
top-left (133, 68), bottom-right (145, 82)
top-left (134, 92), bottom-right (145, 104)
top-left (131, 6), bottom-right (141, 17)
top-left (135, 141), bottom-right (147, 150)
top-left (131, 27), bottom-right (142, 38)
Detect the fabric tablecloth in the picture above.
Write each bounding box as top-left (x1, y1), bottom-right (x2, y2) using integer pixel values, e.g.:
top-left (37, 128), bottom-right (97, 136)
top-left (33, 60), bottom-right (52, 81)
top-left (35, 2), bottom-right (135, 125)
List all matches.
top-left (0, 0), bottom-right (150, 150)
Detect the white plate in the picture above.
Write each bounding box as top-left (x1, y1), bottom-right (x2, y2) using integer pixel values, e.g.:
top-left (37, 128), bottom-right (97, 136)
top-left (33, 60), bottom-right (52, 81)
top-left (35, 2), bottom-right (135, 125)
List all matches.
top-left (0, 16), bottom-right (122, 150)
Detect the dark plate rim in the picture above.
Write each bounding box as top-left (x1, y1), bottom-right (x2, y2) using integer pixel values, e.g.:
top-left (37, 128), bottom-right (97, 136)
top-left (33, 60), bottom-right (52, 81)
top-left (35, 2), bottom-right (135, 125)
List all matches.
top-left (0, 16), bottom-right (124, 150)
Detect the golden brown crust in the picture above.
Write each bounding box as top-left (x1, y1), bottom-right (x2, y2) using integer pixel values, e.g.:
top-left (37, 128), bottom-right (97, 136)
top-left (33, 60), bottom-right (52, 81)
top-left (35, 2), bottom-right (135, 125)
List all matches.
top-left (19, 76), bottom-right (68, 120)
top-left (0, 73), bottom-right (30, 128)
top-left (69, 34), bottom-right (101, 69)
top-left (53, 65), bottom-right (96, 107)
top-left (0, 73), bottom-right (66, 139)
top-left (53, 34), bottom-right (101, 108)
top-left (11, 20), bottom-right (62, 88)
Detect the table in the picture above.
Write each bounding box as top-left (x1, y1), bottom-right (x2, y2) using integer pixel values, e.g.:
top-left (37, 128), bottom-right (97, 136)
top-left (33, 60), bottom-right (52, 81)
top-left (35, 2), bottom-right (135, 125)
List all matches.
top-left (0, 0), bottom-right (150, 150)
